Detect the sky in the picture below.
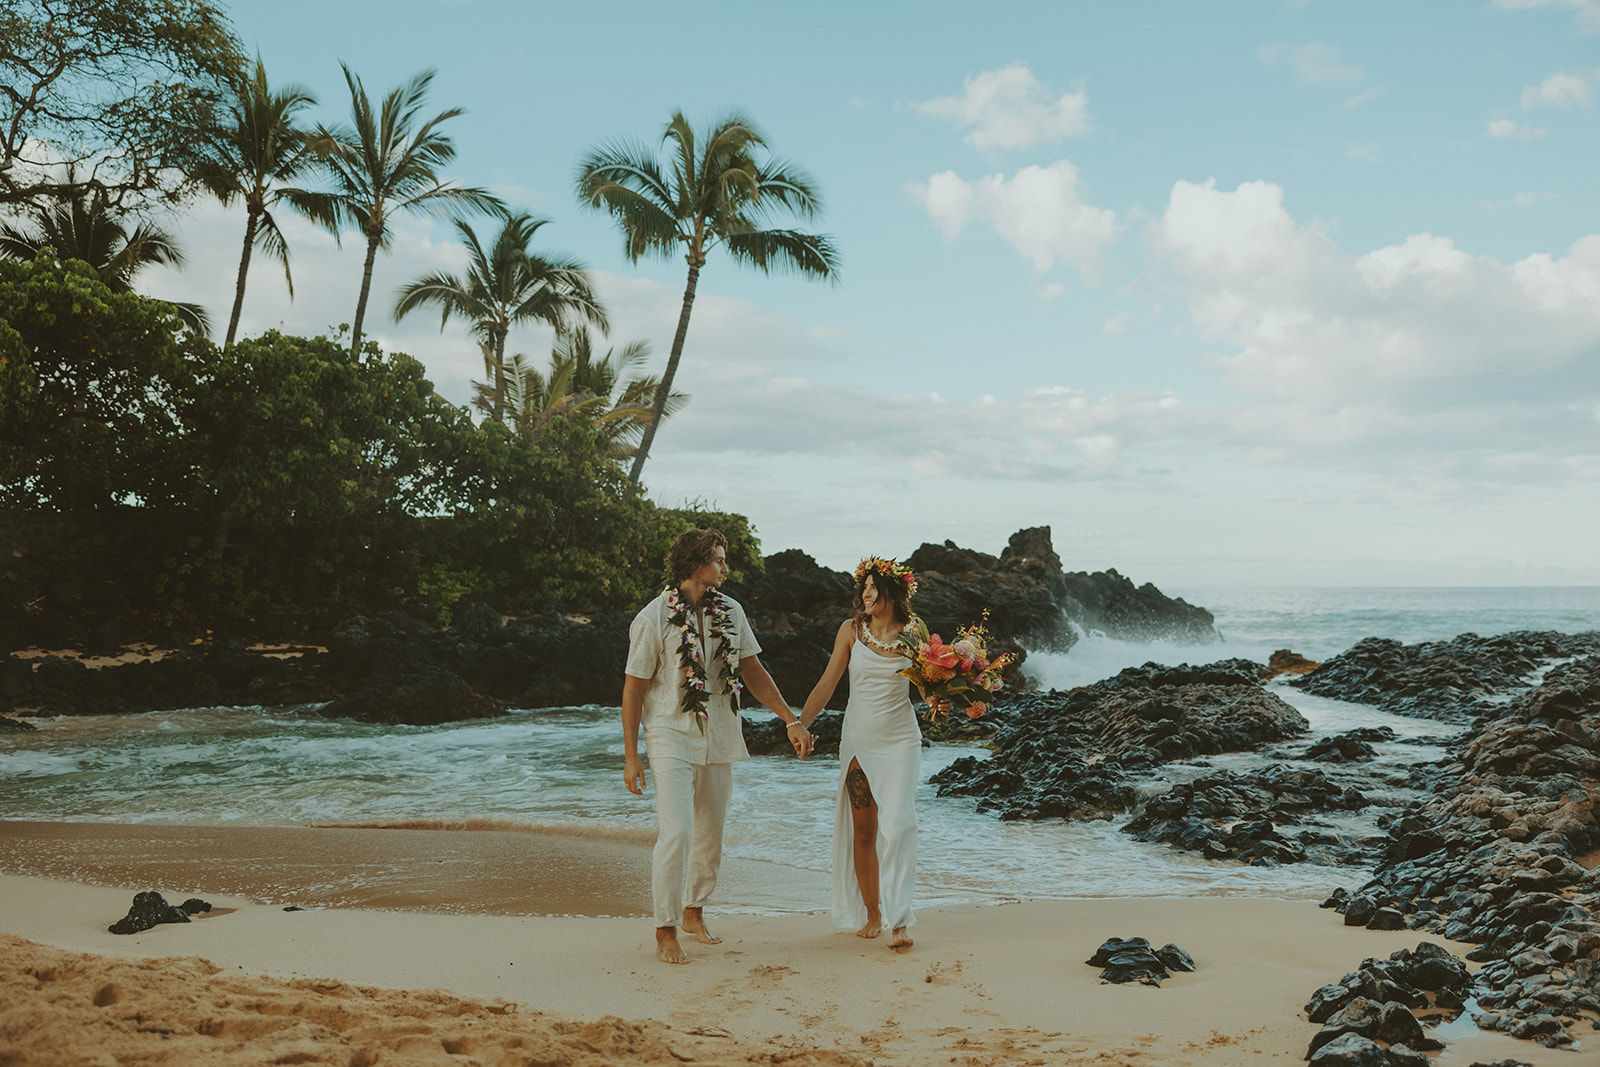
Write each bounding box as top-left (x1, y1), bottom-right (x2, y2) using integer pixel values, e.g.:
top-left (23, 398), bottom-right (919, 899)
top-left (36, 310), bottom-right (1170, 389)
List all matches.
top-left (138, 0), bottom-right (1600, 588)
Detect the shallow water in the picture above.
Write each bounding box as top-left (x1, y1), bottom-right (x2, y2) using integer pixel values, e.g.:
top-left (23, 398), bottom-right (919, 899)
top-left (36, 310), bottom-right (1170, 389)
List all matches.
top-left (3, 586), bottom-right (1597, 909)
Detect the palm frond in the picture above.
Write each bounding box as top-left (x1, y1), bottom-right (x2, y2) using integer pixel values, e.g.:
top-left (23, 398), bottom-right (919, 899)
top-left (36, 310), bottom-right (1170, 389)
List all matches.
top-left (722, 228), bottom-right (840, 281)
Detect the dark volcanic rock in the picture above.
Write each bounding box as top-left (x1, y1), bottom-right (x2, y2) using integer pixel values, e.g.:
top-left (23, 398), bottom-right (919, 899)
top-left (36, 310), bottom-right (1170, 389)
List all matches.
top-left (1314, 655), bottom-right (1600, 1051)
top-left (1301, 727), bottom-right (1396, 763)
top-left (1124, 765), bottom-right (1371, 865)
top-left (320, 661), bottom-right (505, 725)
top-left (7, 646), bottom-right (328, 717)
top-left (1086, 936), bottom-right (1190, 986)
top-left (1058, 567), bottom-right (1218, 645)
top-left (5, 526), bottom-right (1222, 723)
top-left (1306, 1032), bottom-right (1389, 1067)
top-left (932, 660), bottom-right (1307, 822)
top-left (1302, 947), bottom-right (1464, 1061)
top-left (0, 714), bottom-right (35, 732)
top-left (1291, 630), bottom-right (1600, 721)
top-left (729, 526), bottom-right (1220, 709)
top-left (743, 711), bottom-right (845, 756)
top-left (108, 891), bottom-right (210, 935)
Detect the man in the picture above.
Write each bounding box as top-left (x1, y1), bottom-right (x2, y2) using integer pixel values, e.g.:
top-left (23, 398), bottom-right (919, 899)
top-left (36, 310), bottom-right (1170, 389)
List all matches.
top-left (623, 526), bottom-right (813, 964)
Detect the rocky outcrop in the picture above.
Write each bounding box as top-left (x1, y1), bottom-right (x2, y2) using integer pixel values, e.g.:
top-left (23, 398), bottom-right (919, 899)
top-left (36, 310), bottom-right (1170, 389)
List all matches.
top-left (1315, 654), bottom-right (1600, 1050)
top-left (4, 526), bottom-right (1220, 723)
top-left (1291, 631), bottom-right (1600, 722)
top-left (1123, 766), bottom-right (1374, 866)
top-left (1057, 568), bottom-right (1218, 645)
top-left (929, 659), bottom-right (1309, 821)
top-left (726, 526), bottom-right (1217, 710)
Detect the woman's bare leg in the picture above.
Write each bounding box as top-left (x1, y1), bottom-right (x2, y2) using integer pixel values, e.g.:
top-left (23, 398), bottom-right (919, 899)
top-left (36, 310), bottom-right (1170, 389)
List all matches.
top-left (846, 758), bottom-right (882, 937)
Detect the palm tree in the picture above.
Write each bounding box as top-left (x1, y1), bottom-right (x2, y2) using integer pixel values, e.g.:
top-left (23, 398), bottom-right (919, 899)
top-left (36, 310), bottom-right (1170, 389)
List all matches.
top-left (194, 57), bottom-right (339, 349)
top-left (310, 63), bottom-right (504, 355)
top-left (0, 184), bottom-right (211, 335)
top-left (394, 213), bottom-right (606, 424)
top-left (476, 328), bottom-right (685, 457)
top-left (576, 110), bottom-right (840, 489)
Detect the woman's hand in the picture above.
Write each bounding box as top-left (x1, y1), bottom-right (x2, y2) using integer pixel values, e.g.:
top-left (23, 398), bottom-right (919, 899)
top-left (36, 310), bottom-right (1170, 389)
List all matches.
top-left (786, 719), bottom-right (814, 758)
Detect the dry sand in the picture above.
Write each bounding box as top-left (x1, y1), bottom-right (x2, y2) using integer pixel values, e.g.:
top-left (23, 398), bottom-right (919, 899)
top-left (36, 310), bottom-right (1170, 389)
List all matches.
top-left (0, 824), bottom-right (1579, 1066)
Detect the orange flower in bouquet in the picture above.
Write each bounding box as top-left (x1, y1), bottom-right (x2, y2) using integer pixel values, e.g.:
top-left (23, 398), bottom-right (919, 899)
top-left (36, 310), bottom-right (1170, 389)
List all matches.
top-left (896, 615), bottom-right (1014, 723)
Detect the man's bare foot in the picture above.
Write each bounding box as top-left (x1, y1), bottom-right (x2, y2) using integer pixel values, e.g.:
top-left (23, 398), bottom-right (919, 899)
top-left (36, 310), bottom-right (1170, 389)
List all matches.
top-left (889, 926), bottom-right (913, 952)
top-left (856, 911), bottom-right (883, 939)
top-left (656, 927), bottom-right (688, 964)
top-left (683, 907), bottom-right (721, 945)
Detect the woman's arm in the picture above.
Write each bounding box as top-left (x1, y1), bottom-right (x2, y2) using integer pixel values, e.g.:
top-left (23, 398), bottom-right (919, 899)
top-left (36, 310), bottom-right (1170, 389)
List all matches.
top-left (801, 619), bottom-right (856, 724)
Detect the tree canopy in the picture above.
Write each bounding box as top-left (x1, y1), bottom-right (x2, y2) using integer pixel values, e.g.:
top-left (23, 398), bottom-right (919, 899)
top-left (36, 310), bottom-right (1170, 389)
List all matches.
top-left (0, 0), bottom-right (243, 210)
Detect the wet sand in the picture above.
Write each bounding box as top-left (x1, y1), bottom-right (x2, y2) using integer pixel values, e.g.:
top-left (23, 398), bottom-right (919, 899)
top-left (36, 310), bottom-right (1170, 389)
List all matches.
top-left (0, 820), bottom-right (830, 916)
top-left (0, 822), bottom-right (1578, 1066)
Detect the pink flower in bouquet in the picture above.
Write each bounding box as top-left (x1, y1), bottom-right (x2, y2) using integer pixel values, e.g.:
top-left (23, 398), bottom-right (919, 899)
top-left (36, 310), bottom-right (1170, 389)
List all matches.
top-left (967, 702), bottom-right (988, 719)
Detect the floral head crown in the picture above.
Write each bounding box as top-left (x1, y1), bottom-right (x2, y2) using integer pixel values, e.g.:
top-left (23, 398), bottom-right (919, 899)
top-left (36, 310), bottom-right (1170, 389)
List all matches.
top-left (854, 556), bottom-right (917, 598)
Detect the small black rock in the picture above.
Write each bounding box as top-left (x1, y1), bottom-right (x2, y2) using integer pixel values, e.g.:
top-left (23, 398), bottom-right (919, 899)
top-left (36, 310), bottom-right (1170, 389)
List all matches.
top-left (108, 891), bottom-right (194, 935)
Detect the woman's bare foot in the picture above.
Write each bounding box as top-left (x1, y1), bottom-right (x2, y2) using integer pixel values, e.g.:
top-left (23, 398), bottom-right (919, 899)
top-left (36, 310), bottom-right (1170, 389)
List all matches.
top-left (889, 926), bottom-right (913, 952)
top-left (682, 907), bottom-right (721, 945)
top-left (656, 927), bottom-right (688, 964)
top-left (856, 909), bottom-right (884, 939)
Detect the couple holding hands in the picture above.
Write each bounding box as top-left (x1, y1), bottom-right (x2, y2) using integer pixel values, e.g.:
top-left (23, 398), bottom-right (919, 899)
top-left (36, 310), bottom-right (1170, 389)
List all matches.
top-left (622, 527), bottom-right (945, 964)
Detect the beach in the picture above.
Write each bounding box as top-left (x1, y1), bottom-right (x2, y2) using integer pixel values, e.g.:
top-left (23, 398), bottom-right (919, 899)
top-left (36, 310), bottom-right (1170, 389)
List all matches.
top-left (0, 822), bottom-right (1576, 1066)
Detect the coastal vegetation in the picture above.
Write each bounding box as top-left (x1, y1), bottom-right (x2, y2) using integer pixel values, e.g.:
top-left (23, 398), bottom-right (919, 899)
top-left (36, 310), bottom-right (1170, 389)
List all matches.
top-left (0, 1), bottom-right (802, 643)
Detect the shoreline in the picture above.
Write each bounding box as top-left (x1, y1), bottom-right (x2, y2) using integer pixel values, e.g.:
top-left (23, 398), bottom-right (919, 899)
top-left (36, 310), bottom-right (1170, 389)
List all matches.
top-left (0, 824), bottom-right (1579, 1066)
top-left (0, 819), bottom-right (834, 918)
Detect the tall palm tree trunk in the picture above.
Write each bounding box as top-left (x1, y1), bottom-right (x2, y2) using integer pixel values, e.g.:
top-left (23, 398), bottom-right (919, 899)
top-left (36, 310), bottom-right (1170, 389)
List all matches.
top-left (628, 263), bottom-right (700, 490)
top-left (492, 327), bottom-right (508, 424)
top-left (225, 210), bottom-right (260, 349)
top-left (350, 231), bottom-right (381, 355)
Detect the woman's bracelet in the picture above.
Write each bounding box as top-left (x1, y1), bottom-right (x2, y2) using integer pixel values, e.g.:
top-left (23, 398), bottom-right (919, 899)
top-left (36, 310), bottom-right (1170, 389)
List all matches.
top-left (785, 719), bottom-right (806, 730)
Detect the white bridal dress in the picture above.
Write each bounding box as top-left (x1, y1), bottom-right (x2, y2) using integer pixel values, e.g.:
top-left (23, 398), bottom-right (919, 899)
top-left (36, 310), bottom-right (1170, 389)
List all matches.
top-left (831, 632), bottom-right (922, 932)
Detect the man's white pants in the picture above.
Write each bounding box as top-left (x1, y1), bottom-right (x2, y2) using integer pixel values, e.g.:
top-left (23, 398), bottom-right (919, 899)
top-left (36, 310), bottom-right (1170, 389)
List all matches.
top-left (649, 756), bottom-right (733, 928)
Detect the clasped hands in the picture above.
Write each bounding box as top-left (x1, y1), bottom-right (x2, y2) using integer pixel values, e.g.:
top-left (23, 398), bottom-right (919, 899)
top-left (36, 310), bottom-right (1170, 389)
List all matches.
top-left (785, 718), bottom-right (815, 758)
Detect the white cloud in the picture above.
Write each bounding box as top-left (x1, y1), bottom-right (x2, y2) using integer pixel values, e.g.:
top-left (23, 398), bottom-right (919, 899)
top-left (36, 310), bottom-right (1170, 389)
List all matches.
top-left (1486, 117), bottom-right (1547, 139)
top-left (1258, 42), bottom-right (1364, 86)
top-left (909, 161), bottom-right (1118, 274)
top-left (1521, 71), bottom-right (1593, 109)
top-left (1492, 0), bottom-right (1600, 33)
top-left (915, 63), bottom-right (1091, 150)
top-left (1146, 178), bottom-right (1600, 408)
top-left (1344, 142), bottom-right (1383, 164)
top-left (1102, 312), bottom-right (1131, 337)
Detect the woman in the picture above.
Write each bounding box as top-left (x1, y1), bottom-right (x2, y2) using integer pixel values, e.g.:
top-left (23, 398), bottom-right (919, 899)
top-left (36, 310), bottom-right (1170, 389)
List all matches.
top-left (799, 557), bottom-right (944, 950)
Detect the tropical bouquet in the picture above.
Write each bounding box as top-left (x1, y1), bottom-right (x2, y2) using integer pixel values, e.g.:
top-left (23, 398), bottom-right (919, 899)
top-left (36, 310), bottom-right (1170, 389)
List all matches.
top-left (896, 615), bottom-right (1014, 723)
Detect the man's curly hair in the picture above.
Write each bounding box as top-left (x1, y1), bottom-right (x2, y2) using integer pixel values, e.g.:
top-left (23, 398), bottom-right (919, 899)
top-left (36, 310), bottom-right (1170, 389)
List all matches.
top-left (667, 527), bottom-right (729, 583)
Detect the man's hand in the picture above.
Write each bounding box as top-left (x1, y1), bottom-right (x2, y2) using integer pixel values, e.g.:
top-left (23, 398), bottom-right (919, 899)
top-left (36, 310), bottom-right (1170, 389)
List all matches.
top-left (624, 753), bottom-right (647, 795)
top-left (786, 720), bottom-right (814, 759)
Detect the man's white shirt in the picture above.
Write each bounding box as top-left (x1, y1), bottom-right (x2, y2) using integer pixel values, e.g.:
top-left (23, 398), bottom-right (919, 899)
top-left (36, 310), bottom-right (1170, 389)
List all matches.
top-left (626, 589), bottom-right (760, 765)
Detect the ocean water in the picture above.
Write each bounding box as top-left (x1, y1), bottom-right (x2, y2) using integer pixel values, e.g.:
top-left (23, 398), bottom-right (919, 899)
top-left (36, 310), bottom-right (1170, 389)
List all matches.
top-left (3, 587), bottom-right (1599, 911)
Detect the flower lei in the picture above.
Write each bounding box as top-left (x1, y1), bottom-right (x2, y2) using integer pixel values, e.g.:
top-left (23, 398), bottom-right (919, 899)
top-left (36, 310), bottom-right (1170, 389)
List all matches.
top-left (854, 556), bottom-right (917, 597)
top-left (664, 586), bottom-right (745, 733)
